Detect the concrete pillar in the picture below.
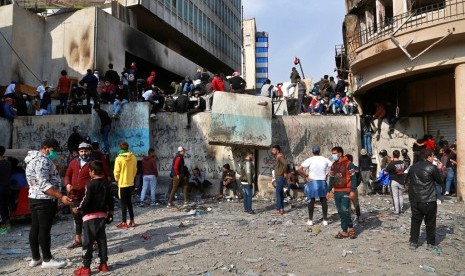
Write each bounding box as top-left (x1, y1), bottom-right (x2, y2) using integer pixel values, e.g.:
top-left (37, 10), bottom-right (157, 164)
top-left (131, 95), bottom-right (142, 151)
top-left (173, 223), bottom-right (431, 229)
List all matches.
top-left (393, 0), bottom-right (407, 17)
top-left (455, 64), bottom-right (465, 202)
top-left (376, 0), bottom-right (385, 28)
top-left (365, 9), bottom-right (374, 31)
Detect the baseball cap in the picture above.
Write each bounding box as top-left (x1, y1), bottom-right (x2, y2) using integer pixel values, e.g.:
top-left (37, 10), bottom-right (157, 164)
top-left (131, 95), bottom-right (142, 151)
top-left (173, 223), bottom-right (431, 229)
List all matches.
top-left (312, 145), bottom-right (320, 153)
top-left (177, 146), bottom-right (188, 152)
top-left (360, 148), bottom-right (367, 155)
top-left (78, 142), bottom-right (92, 150)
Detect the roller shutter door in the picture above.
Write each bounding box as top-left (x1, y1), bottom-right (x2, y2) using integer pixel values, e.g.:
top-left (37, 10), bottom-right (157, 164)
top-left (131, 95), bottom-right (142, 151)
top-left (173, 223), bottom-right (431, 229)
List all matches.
top-left (427, 111), bottom-right (456, 145)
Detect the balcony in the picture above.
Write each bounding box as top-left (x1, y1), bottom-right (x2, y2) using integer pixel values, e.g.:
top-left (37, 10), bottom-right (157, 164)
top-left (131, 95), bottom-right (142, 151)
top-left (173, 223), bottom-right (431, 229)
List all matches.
top-left (347, 0), bottom-right (465, 50)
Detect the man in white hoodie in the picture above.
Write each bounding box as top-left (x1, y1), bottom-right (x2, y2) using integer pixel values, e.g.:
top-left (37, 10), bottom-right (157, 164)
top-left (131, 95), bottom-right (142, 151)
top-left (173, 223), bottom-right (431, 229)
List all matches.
top-left (25, 138), bottom-right (72, 269)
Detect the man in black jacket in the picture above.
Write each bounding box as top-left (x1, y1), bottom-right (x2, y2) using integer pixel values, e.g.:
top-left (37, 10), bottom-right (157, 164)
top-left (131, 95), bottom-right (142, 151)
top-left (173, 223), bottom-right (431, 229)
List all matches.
top-left (406, 148), bottom-right (444, 251)
top-left (79, 69), bottom-right (99, 114)
top-left (174, 94), bottom-right (189, 113)
top-left (93, 105), bottom-right (111, 154)
top-left (185, 91), bottom-right (206, 129)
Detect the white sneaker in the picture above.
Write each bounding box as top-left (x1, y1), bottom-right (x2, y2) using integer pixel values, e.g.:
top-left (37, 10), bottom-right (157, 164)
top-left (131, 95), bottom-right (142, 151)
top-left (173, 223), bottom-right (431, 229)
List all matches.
top-left (306, 220), bottom-right (313, 226)
top-left (444, 192), bottom-right (450, 196)
top-left (41, 258), bottom-right (65, 269)
top-left (29, 258), bottom-right (42, 267)
top-left (322, 220), bottom-right (328, 226)
top-left (437, 199), bottom-right (442, 205)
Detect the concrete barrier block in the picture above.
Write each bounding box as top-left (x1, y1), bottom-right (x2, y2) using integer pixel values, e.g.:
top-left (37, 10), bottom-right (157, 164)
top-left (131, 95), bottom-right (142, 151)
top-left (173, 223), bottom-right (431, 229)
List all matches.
top-left (0, 118), bottom-right (12, 148)
top-left (257, 175), bottom-right (275, 198)
top-left (209, 92), bottom-right (272, 148)
top-left (12, 115), bottom-right (92, 150)
top-left (92, 102), bottom-right (150, 160)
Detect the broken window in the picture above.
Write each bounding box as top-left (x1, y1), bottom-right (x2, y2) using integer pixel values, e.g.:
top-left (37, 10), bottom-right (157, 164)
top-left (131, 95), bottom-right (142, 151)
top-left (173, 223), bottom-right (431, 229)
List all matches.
top-left (411, 0), bottom-right (445, 13)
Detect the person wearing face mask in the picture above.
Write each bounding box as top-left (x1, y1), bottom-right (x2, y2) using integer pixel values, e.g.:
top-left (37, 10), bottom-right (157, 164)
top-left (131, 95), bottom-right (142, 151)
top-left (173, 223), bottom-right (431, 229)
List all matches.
top-left (64, 143), bottom-right (108, 250)
top-left (406, 149), bottom-right (444, 252)
top-left (99, 79), bottom-right (115, 104)
top-left (25, 138), bottom-right (72, 269)
top-left (327, 146), bottom-right (358, 239)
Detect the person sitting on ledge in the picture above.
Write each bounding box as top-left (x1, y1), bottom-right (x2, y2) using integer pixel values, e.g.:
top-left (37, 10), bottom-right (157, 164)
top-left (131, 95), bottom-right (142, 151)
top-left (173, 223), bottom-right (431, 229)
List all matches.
top-left (112, 81), bottom-right (129, 119)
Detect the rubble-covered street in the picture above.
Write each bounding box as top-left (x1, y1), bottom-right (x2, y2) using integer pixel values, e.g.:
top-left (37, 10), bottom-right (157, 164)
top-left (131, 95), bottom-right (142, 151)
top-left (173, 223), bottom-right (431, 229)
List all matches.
top-left (1, 195), bottom-right (465, 276)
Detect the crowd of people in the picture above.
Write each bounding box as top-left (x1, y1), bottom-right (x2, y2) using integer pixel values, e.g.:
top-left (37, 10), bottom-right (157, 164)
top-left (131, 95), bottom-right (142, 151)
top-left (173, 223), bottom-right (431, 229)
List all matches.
top-left (260, 68), bottom-right (354, 116)
top-left (0, 127), bottom-right (456, 274)
top-left (0, 63), bottom-right (457, 274)
top-left (0, 63), bottom-right (247, 123)
top-left (1, 62), bottom-right (357, 125)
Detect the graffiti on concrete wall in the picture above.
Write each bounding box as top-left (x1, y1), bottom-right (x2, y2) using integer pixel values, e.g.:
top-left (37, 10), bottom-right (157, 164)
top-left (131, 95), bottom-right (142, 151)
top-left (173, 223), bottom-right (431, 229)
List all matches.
top-left (258, 116), bottom-right (359, 176)
top-left (13, 115), bottom-right (91, 150)
top-left (372, 117), bottom-right (424, 163)
top-left (92, 103), bottom-right (150, 159)
top-left (151, 113), bottom-right (238, 180)
top-left (0, 118), bottom-right (12, 148)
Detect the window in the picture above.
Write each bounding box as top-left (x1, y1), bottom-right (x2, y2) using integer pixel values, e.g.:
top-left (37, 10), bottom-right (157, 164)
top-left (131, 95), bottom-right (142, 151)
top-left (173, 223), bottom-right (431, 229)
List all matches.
top-left (256, 47), bottom-right (268, 53)
top-left (256, 37), bottom-right (268, 43)
top-left (256, 57), bottom-right (268, 63)
top-left (256, 68), bottom-right (268, 73)
top-left (412, 0), bottom-right (445, 12)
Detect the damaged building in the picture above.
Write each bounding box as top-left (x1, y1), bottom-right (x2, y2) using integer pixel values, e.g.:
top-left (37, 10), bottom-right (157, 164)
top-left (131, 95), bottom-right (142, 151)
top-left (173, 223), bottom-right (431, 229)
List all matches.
top-left (0, 0), bottom-right (242, 90)
top-left (341, 0), bottom-right (465, 199)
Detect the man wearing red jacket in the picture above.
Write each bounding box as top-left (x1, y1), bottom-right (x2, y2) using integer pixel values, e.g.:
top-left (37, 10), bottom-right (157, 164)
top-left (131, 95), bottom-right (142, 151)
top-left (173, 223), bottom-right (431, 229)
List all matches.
top-left (211, 73), bottom-right (225, 92)
top-left (64, 142), bottom-right (109, 249)
top-left (327, 146), bottom-right (358, 239)
top-left (167, 146), bottom-right (188, 207)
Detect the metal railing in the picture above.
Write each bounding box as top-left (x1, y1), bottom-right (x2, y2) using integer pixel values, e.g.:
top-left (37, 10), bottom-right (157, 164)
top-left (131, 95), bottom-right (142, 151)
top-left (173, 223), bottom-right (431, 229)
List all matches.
top-left (347, 0), bottom-right (465, 50)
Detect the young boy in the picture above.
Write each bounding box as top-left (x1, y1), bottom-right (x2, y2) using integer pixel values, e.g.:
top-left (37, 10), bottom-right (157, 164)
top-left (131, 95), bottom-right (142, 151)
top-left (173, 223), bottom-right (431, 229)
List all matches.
top-left (73, 161), bottom-right (114, 276)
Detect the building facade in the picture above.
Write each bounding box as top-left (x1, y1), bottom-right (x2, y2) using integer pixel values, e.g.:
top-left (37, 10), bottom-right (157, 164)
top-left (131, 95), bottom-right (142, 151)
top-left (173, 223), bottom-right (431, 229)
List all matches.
top-left (118, 0), bottom-right (242, 74)
top-left (255, 31), bottom-right (269, 91)
top-left (242, 18), bottom-right (257, 90)
top-left (0, 0), bottom-right (242, 89)
top-left (242, 18), bottom-right (269, 92)
top-left (342, 0), bottom-right (465, 200)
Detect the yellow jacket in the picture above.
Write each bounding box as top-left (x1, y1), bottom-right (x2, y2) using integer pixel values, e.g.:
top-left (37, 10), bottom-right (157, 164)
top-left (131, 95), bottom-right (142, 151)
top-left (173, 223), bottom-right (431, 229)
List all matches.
top-left (114, 151), bottom-right (137, 189)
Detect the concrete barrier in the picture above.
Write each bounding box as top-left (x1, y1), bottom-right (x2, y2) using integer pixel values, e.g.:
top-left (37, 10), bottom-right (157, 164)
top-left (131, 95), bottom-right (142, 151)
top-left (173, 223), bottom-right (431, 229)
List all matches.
top-left (149, 112), bottom-right (250, 189)
top-left (209, 92), bottom-right (272, 149)
top-left (0, 118), bottom-right (12, 148)
top-left (8, 105), bottom-right (363, 199)
top-left (92, 103), bottom-right (150, 159)
top-left (370, 117), bottom-right (423, 172)
top-left (12, 115), bottom-right (92, 150)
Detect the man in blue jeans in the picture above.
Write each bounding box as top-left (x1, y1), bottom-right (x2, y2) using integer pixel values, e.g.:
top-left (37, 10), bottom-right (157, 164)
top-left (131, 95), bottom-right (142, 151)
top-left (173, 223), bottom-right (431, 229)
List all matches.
top-left (327, 146), bottom-right (357, 239)
top-left (297, 145), bottom-right (332, 226)
top-left (240, 150), bottom-right (255, 214)
top-left (272, 145), bottom-right (288, 215)
top-left (93, 104), bottom-right (111, 154)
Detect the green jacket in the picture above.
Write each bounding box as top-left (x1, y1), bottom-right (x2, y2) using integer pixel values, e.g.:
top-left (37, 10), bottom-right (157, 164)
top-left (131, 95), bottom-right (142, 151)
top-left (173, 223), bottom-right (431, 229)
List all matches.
top-left (239, 160), bottom-right (255, 185)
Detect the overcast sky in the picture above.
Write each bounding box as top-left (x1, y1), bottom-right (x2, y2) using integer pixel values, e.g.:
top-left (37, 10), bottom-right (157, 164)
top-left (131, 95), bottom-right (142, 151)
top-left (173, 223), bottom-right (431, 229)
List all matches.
top-left (242, 0), bottom-right (346, 83)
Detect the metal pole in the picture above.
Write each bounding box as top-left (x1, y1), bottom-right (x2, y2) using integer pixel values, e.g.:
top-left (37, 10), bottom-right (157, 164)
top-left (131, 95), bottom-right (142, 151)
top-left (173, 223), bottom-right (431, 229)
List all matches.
top-left (298, 61), bottom-right (305, 79)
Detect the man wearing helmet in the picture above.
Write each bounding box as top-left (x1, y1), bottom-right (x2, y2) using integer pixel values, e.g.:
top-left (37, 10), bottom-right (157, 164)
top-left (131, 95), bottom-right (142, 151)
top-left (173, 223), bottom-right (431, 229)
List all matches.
top-left (401, 149), bottom-right (411, 168)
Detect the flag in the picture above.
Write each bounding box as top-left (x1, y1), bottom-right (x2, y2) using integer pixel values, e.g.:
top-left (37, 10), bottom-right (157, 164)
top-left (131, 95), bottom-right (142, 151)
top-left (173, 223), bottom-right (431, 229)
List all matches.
top-left (294, 57), bottom-right (300, 65)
